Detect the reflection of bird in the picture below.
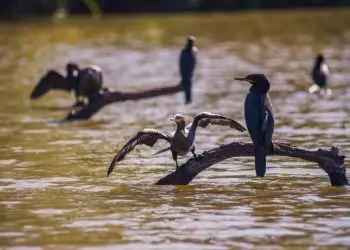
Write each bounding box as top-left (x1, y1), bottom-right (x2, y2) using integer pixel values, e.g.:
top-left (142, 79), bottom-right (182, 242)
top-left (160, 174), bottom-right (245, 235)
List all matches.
top-left (179, 36), bottom-right (197, 104)
top-left (235, 74), bottom-right (274, 177)
top-left (309, 53), bottom-right (330, 94)
top-left (107, 112), bottom-right (246, 176)
top-left (30, 63), bottom-right (103, 106)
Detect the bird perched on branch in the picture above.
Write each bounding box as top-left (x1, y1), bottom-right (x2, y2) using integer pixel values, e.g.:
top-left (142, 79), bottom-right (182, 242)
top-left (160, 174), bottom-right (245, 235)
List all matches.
top-left (235, 74), bottom-right (275, 177)
top-left (309, 53), bottom-right (331, 95)
top-left (107, 112), bottom-right (246, 177)
top-left (179, 36), bottom-right (197, 104)
top-left (30, 62), bottom-right (103, 106)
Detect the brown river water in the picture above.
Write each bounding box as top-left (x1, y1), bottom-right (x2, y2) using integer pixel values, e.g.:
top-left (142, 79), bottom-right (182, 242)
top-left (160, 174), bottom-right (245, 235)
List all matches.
top-left (1, 9), bottom-right (350, 249)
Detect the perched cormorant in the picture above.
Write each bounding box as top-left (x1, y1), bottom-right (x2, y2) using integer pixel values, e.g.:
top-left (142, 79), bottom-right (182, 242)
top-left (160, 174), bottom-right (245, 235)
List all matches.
top-left (30, 63), bottom-right (103, 106)
top-left (235, 74), bottom-right (275, 177)
top-left (179, 36), bottom-right (197, 104)
top-left (312, 53), bottom-right (329, 88)
top-left (309, 53), bottom-right (330, 94)
top-left (107, 112), bottom-right (246, 176)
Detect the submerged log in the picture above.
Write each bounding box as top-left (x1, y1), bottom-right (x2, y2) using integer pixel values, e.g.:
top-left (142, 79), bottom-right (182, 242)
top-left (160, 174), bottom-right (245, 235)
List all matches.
top-left (155, 141), bottom-right (348, 186)
top-left (66, 84), bottom-right (182, 120)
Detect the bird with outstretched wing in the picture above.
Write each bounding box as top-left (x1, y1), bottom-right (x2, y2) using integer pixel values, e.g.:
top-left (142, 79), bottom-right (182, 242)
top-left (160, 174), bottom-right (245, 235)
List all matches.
top-left (107, 112), bottom-right (246, 177)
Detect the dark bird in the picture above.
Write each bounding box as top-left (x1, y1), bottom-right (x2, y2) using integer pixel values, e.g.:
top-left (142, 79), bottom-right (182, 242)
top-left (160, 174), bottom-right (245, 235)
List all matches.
top-left (179, 36), bottom-right (197, 104)
top-left (235, 74), bottom-right (275, 177)
top-left (30, 63), bottom-right (103, 106)
top-left (107, 112), bottom-right (246, 177)
top-left (309, 53), bottom-right (330, 94)
top-left (312, 53), bottom-right (329, 88)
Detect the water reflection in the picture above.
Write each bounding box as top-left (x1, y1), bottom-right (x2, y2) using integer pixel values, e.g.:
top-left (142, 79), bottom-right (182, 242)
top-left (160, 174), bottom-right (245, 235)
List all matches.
top-left (1, 9), bottom-right (350, 249)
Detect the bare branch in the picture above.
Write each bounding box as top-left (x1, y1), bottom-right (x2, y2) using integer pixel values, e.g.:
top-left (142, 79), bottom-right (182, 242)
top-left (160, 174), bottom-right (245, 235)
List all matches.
top-left (155, 141), bottom-right (348, 186)
top-left (66, 84), bottom-right (182, 120)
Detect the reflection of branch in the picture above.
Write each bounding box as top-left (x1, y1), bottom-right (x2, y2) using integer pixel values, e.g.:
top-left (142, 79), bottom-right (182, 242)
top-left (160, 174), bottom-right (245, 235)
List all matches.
top-left (65, 85), bottom-right (182, 120)
top-left (155, 141), bottom-right (348, 186)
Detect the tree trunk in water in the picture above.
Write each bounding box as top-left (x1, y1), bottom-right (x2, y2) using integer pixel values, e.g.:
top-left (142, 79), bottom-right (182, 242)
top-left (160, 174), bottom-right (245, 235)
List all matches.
top-left (155, 141), bottom-right (348, 186)
top-left (66, 84), bottom-right (182, 120)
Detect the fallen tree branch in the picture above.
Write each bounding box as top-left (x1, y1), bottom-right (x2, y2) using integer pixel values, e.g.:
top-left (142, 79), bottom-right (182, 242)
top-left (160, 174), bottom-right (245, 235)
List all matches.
top-left (66, 84), bottom-right (182, 120)
top-left (155, 141), bottom-right (348, 186)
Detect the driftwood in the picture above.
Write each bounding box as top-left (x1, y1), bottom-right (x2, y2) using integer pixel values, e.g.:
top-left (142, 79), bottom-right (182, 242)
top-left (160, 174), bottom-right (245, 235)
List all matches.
top-left (155, 141), bottom-right (348, 186)
top-left (66, 84), bottom-right (182, 120)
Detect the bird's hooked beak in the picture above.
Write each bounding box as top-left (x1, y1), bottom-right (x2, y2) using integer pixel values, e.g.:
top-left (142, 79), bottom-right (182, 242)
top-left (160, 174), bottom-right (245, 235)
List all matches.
top-left (234, 76), bottom-right (253, 84)
top-left (170, 115), bottom-right (184, 124)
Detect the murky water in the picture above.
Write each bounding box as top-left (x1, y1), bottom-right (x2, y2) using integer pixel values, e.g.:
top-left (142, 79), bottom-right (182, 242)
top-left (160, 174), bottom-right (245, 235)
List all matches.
top-left (1, 9), bottom-right (350, 249)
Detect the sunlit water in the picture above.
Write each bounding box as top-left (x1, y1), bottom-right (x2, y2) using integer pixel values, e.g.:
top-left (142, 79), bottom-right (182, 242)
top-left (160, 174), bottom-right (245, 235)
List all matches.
top-left (1, 9), bottom-right (350, 249)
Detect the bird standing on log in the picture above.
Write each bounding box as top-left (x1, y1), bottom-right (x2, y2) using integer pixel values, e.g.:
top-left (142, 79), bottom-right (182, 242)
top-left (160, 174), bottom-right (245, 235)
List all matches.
top-left (179, 36), bottom-right (197, 104)
top-left (235, 74), bottom-right (275, 177)
top-left (30, 63), bottom-right (103, 106)
top-left (107, 112), bottom-right (246, 177)
top-left (309, 53), bottom-right (330, 94)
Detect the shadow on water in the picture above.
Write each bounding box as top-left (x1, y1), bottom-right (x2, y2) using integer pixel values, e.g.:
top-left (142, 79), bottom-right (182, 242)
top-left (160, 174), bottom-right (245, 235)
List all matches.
top-left (0, 8), bottom-right (350, 249)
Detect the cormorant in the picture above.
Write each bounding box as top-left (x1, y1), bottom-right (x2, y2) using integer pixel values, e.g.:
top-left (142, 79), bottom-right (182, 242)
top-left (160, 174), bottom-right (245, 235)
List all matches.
top-left (235, 74), bottom-right (275, 177)
top-left (179, 36), bottom-right (197, 104)
top-left (107, 112), bottom-right (246, 176)
top-left (65, 63), bottom-right (81, 105)
top-left (309, 53), bottom-right (330, 94)
top-left (30, 63), bottom-right (103, 106)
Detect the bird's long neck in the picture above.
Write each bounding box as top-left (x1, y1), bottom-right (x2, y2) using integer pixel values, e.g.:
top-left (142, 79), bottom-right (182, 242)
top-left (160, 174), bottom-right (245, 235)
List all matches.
top-left (66, 70), bottom-right (80, 94)
top-left (249, 81), bottom-right (270, 93)
top-left (185, 43), bottom-right (194, 51)
top-left (313, 64), bottom-right (321, 74)
top-left (176, 120), bottom-right (186, 131)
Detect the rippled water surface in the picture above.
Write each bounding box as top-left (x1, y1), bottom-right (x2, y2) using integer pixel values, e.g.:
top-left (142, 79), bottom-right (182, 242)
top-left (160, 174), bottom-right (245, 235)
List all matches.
top-left (1, 9), bottom-right (350, 249)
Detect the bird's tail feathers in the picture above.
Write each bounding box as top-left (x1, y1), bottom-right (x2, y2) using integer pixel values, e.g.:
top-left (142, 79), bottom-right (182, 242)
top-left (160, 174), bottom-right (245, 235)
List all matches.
top-left (153, 146), bottom-right (171, 156)
top-left (254, 147), bottom-right (267, 177)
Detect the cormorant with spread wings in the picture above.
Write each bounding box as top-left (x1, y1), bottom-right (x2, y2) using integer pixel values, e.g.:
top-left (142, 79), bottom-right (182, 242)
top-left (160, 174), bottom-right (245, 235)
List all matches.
top-left (30, 62), bottom-right (103, 106)
top-left (107, 112), bottom-right (246, 177)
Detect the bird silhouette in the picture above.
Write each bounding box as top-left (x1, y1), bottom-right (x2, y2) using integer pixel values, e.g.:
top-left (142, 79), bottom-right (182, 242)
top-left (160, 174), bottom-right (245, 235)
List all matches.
top-left (107, 112), bottom-right (246, 176)
top-left (235, 74), bottom-right (275, 177)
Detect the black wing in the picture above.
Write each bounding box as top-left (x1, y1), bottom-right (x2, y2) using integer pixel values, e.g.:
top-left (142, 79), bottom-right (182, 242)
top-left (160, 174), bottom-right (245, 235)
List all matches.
top-left (30, 70), bottom-right (69, 99)
top-left (245, 93), bottom-right (274, 147)
top-left (107, 129), bottom-right (171, 177)
top-left (191, 112), bottom-right (246, 132)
